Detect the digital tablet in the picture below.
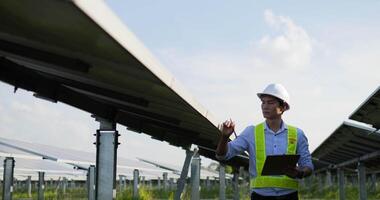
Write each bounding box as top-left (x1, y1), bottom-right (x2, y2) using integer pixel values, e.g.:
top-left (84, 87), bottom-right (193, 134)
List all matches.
top-left (261, 155), bottom-right (300, 176)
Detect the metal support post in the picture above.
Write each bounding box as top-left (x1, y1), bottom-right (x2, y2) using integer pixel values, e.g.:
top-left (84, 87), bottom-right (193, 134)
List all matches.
top-left (38, 171), bottom-right (45, 200)
top-left (317, 174), bottom-right (322, 193)
top-left (70, 179), bottom-right (76, 188)
top-left (206, 176), bottom-right (210, 190)
top-left (353, 175), bottom-right (358, 186)
top-left (190, 149), bottom-right (201, 200)
top-left (133, 169), bottom-right (139, 199)
top-left (88, 165), bottom-right (96, 200)
top-left (233, 170), bottom-right (239, 200)
top-left (2, 157), bottom-right (15, 200)
top-left (305, 175), bottom-right (312, 193)
top-left (63, 177), bottom-right (67, 194)
top-left (326, 170), bottom-right (332, 188)
top-left (337, 168), bottom-right (345, 200)
top-left (370, 173), bottom-right (376, 192)
top-left (14, 179), bottom-right (18, 191)
top-left (219, 164), bottom-right (226, 200)
top-left (169, 178), bottom-right (174, 190)
top-left (123, 176), bottom-right (127, 190)
top-left (27, 175), bottom-right (32, 198)
top-left (174, 149), bottom-right (193, 200)
top-left (119, 175), bottom-right (123, 192)
top-left (94, 117), bottom-right (119, 200)
top-left (163, 172), bottom-right (168, 191)
top-left (157, 176), bottom-right (161, 189)
top-left (358, 162), bottom-right (367, 200)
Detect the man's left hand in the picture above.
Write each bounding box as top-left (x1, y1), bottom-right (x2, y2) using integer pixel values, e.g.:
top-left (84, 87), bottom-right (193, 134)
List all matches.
top-left (284, 166), bottom-right (303, 179)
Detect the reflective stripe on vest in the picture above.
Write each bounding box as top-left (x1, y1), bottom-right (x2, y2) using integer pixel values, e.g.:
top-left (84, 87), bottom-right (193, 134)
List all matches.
top-left (251, 122), bottom-right (299, 189)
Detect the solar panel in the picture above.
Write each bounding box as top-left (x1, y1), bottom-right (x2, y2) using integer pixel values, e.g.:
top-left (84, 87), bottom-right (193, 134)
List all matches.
top-left (0, 137), bottom-right (186, 179)
top-left (349, 86), bottom-right (380, 129)
top-left (0, 157), bottom-right (86, 179)
top-left (312, 121), bottom-right (380, 171)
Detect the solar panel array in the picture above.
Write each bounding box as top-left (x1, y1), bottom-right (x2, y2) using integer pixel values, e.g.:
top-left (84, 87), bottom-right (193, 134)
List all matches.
top-left (0, 137), bottom-right (224, 180)
top-left (0, 0), bottom-right (248, 168)
top-left (312, 87), bottom-right (380, 171)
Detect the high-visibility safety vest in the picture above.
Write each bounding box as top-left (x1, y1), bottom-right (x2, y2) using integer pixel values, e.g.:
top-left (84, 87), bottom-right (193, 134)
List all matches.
top-left (250, 122), bottom-right (299, 189)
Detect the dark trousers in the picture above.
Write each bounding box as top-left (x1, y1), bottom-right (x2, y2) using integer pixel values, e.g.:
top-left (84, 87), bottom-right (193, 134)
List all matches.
top-left (251, 191), bottom-right (298, 200)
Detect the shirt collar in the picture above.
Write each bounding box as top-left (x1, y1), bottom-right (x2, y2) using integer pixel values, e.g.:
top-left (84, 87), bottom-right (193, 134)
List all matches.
top-left (264, 120), bottom-right (287, 134)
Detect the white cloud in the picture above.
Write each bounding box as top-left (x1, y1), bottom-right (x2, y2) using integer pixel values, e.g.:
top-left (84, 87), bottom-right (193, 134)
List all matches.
top-left (338, 42), bottom-right (380, 89)
top-left (253, 10), bottom-right (313, 70)
top-left (11, 101), bottom-right (33, 112)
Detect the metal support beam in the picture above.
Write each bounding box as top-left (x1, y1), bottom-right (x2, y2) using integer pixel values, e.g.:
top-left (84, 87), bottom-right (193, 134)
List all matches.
top-left (190, 149), bottom-right (200, 200)
top-left (88, 165), bottom-right (96, 200)
top-left (163, 172), bottom-right (168, 191)
top-left (358, 162), bottom-right (367, 200)
top-left (95, 117), bottom-right (119, 200)
top-left (38, 171), bottom-right (45, 200)
top-left (27, 175), bottom-right (32, 198)
top-left (233, 170), bottom-right (239, 200)
top-left (219, 164), bottom-right (226, 200)
top-left (157, 176), bottom-right (161, 189)
top-left (2, 157), bottom-right (15, 200)
top-left (337, 150), bottom-right (380, 168)
top-left (174, 149), bottom-right (193, 200)
top-left (338, 168), bottom-right (345, 200)
top-left (133, 169), bottom-right (139, 199)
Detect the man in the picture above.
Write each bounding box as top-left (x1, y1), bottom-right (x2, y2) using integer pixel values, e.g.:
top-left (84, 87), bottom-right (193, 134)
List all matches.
top-left (216, 83), bottom-right (313, 200)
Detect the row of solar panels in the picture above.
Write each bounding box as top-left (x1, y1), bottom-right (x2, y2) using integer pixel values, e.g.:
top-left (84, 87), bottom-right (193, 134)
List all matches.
top-left (0, 137), bottom-right (226, 180)
top-left (0, 0), bottom-right (248, 169)
top-left (312, 86), bottom-right (380, 172)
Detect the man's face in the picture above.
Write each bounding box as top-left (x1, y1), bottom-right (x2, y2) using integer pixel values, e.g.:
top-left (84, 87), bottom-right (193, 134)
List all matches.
top-left (260, 95), bottom-right (284, 119)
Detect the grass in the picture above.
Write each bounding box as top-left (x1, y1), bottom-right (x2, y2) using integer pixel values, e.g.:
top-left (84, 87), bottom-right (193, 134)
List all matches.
top-left (2, 180), bottom-right (380, 199)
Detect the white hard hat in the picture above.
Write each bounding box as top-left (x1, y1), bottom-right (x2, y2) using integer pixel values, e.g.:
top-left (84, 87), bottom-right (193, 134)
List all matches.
top-left (257, 83), bottom-right (290, 110)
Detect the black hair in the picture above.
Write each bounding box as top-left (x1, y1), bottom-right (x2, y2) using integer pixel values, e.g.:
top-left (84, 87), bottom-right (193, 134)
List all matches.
top-left (274, 97), bottom-right (288, 110)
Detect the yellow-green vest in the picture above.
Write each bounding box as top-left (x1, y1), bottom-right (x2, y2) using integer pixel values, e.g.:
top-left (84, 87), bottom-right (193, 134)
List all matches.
top-left (250, 122), bottom-right (299, 189)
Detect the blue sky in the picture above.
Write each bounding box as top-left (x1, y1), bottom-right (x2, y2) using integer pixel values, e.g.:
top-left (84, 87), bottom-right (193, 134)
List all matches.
top-left (1, 1), bottom-right (380, 167)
